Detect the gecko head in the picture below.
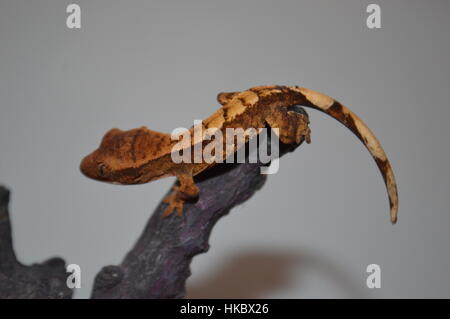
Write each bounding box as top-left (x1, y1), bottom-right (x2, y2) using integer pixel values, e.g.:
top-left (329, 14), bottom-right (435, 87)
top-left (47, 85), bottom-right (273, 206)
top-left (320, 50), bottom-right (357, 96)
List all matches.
top-left (80, 128), bottom-right (129, 184)
top-left (80, 127), bottom-right (171, 185)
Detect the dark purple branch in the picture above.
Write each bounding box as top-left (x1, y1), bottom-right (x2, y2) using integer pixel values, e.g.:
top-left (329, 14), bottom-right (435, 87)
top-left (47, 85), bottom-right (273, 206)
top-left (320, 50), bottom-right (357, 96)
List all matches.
top-left (0, 187), bottom-right (73, 299)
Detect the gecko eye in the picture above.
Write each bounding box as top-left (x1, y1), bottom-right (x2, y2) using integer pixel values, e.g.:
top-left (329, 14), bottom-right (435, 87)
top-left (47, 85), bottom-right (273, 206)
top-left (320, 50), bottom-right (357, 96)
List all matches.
top-left (97, 163), bottom-right (110, 178)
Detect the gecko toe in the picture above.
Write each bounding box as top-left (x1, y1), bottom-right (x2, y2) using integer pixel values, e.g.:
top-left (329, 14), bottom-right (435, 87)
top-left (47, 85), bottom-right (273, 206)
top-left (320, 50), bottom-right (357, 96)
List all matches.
top-left (162, 189), bottom-right (185, 217)
top-left (162, 205), bottom-right (174, 217)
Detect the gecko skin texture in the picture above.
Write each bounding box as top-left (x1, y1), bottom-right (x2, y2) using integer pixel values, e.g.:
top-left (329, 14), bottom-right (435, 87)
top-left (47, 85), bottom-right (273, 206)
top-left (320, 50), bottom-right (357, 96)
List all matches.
top-left (80, 85), bottom-right (398, 223)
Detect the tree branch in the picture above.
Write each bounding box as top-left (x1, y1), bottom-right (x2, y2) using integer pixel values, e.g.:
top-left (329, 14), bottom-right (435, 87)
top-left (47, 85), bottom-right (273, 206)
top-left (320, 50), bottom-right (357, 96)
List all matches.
top-left (91, 139), bottom-right (304, 299)
top-left (0, 186), bottom-right (73, 299)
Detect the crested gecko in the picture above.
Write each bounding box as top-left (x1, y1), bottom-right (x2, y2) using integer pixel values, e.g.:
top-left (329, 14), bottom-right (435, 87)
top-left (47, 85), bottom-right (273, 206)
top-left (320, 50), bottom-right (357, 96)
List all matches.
top-left (80, 85), bottom-right (398, 223)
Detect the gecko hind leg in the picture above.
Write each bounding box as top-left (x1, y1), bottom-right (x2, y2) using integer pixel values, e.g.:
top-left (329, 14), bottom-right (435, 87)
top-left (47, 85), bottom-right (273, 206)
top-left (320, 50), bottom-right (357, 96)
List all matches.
top-left (265, 106), bottom-right (311, 145)
top-left (162, 168), bottom-right (199, 217)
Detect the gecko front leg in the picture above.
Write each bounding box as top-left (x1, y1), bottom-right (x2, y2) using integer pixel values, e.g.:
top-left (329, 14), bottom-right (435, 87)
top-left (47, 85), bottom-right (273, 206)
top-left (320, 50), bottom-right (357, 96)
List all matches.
top-left (265, 106), bottom-right (311, 145)
top-left (162, 167), bottom-right (199, 217)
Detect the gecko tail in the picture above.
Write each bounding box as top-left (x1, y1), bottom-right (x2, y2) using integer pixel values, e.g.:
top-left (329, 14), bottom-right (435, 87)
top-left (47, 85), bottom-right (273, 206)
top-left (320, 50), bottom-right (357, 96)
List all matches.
top-left (290, 86), bottom-right (398, 224)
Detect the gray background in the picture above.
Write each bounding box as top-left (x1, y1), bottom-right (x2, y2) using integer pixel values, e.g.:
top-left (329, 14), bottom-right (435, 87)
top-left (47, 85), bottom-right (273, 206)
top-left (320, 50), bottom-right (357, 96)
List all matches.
top-left (1, 0), bottom-right (449, 298)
